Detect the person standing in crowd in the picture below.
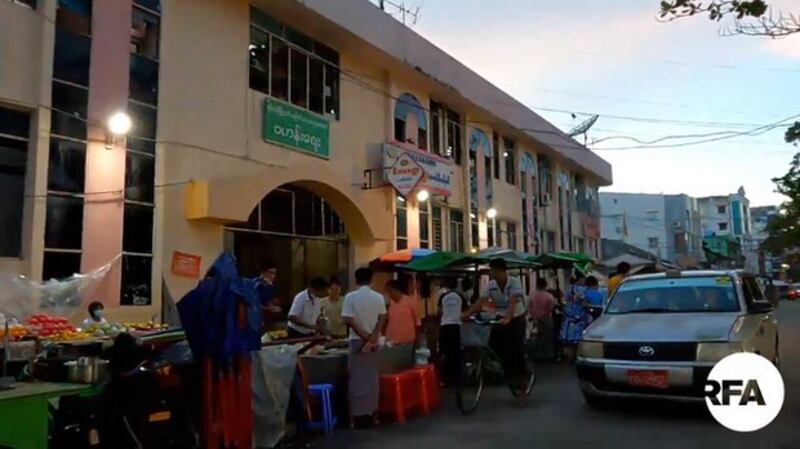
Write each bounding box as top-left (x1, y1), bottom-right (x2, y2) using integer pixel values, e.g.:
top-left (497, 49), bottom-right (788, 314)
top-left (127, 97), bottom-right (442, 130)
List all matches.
top-left (560, 275), bottom-right (592, 364)
top-left (459, 277), bottom-right (475, 305)
top-left (384, 280), bottom-right (420, 345)
top-left (584, 276), bottom-right (605, 320)
top-left (465, 258), bottom-right (529, 406)
top-left (528, 278), bottom-right (556, 360)
top-left (287, 277), bottom-right (329, 339)
top-left (438, 277), bottom-right (464, 387)
top-left (252, 262), bottom-right (282, 329)
top-left (607, 262), bottom-right (631, 296)
top-left (81, 301), bottom-right (108, 329)
top-left (321, 277), bottom-right (347, 339)
top-left (342, 267), bottom-right (387, 426)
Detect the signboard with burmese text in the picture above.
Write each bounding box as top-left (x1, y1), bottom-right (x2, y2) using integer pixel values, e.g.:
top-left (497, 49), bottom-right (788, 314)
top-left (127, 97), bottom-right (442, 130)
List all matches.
top-left (263, 98), bottom-right (330, 159)
top-left (382, 141), bottom-right (454, 196)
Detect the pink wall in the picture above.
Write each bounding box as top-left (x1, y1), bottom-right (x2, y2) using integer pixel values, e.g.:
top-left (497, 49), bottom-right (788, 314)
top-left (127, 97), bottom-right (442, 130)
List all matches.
top-left (81, 0), bottom-right (133, 306)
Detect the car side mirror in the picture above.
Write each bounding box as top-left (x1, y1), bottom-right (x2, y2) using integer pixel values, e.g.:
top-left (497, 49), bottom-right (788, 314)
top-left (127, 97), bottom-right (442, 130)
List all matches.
top-left (749, 301), bottom-right (774, 314)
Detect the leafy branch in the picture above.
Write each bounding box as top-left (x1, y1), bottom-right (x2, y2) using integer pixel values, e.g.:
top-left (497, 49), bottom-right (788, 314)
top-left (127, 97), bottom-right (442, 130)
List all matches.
top-left (659, 1), bottom-right (800, 37)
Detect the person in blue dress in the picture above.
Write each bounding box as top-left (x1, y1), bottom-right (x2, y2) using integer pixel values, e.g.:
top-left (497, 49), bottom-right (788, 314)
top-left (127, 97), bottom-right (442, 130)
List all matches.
top-left (559, 275), bottom-right (591, 364)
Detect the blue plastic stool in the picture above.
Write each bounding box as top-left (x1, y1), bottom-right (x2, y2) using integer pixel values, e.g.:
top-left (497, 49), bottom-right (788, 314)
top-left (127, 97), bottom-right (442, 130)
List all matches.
top-left (306, 383), bottom-right (337, 435)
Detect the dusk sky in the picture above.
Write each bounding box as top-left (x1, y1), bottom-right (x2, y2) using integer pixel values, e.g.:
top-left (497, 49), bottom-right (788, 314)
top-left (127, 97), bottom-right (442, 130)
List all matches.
top-left (403, 0), bottom-right (800, 206)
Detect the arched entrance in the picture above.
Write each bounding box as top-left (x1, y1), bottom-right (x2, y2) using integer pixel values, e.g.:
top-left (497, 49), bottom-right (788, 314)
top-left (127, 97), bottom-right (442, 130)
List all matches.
top-left (224, 183), bottom-right (349, 303)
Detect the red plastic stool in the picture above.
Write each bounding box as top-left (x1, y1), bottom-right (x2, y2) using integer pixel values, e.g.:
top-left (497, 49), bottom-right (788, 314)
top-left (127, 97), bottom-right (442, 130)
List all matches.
top-left (378, 370), bottom-right (423, 423)
top-left (410, 365), bottom-right (440, 413)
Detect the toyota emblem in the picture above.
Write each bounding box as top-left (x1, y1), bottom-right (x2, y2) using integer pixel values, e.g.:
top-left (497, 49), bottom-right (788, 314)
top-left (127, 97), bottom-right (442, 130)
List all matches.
top-left (638, 345), bottom-right (655, 357)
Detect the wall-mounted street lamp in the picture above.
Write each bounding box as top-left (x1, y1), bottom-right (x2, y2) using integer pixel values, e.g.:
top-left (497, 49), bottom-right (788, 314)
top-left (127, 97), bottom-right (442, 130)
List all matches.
top-left (486, 207), bottom-right (498, 219)
top-left (105, 112), bottom-right (132, 149)
top-left (416, 189), bottom-right (429, 202)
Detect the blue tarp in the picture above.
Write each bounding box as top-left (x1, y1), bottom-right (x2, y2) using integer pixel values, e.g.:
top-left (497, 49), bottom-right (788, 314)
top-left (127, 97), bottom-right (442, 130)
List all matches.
top-left (177, 252), bottom-right (262, 363)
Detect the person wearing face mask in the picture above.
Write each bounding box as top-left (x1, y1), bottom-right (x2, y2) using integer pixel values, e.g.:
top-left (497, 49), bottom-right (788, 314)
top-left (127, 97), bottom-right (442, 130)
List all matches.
top-left (82, 301), bottom-right (108, 329)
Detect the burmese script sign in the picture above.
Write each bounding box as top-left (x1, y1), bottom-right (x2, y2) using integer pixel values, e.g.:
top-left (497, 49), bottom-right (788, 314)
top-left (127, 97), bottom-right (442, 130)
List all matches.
top-left (263, 98), bottom-right (330, 159)
top-left (386, 152), bottom-right (424, 196)
top-left (382, 142), bottom-right (453, 196)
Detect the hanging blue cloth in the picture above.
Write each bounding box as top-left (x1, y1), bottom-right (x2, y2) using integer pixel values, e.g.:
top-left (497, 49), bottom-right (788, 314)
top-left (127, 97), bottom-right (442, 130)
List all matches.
top-left (177, 252), bottom-right (262, 363)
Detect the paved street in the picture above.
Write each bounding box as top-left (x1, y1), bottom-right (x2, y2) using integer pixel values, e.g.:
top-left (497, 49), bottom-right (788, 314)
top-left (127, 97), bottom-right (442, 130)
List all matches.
top-left (314, 302), bottom-right (800, 449)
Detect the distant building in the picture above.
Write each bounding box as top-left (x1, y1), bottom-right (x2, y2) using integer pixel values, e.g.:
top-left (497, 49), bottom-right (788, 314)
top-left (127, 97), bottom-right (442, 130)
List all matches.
top-left (697, 187), bottom-right (757, 272)
top-left (751, 205), bottom-right (780, 275)
top-left (599, 192), bottom-right (703, 267)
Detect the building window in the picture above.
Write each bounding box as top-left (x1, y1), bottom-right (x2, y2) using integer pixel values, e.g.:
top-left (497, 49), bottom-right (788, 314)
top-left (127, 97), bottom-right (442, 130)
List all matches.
top-left (538, 156), bottom-right (552, 199)
top-left (492, 132), bottom-right (500, 179)
top-left (430, 102), bottom-right (461, 163)
top-left (718, 222), bottom-right (728, 232)
top-left (394, 93), bottom-right (428, 150)
top-left (122, 1), bottom-right (160, 306)
top-left (51, 81), bottom-right (89, 140)
top-left (45, 0), bottom-right (92, 280)
top-left (646, 210), bottom-right (659, 222)
top-left (121, 254), bottom-right (152, 306)
top-left (395, 196), bottom-right (407, 250)
top-left (129, 3), bottom-right (160, 106)
top-left (53, 29), bottom-right (91, 86)
top-left (449, 210), bottom-right (464, 253)
top-left (470, 212), bottom-right (479, 250)
top-left (487, 219), bottom-right (495, 247)
top-left (131, 6), bottom-right (159, 59)
top-left (546, 231), bottom-right (556, 253)
top-left (56, 0), bottom-right (91, 36)
top-left (419, 199), bottom-right (430, 249)
top-left (648, 237), bottom-right (659, 248)
top-left (503, 138), bottom-right (515, 185)
top-left (0, 106), bottom-right (29, 257)
top-left (249, 7), bottom-right (340, 118)
top-left (432, 206), bottom-right (444, 251)
top-left (717, 205), bottom-right (727, 214)
top-left (506, 222), bottom-right (517, 250)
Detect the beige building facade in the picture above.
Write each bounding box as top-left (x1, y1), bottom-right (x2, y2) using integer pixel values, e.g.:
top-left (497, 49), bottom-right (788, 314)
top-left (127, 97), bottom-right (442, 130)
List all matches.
top-left (0, 0), bottom-right (611, 322)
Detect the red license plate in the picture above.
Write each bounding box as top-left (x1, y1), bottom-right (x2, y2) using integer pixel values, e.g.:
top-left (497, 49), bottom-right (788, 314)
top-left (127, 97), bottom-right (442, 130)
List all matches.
top-left (627, 370), bottom-right (669, 389)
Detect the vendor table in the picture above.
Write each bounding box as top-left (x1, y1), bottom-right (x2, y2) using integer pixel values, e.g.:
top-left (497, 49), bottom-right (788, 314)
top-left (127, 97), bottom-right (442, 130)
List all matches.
top-left (0, 382), bottom-right (93, 449)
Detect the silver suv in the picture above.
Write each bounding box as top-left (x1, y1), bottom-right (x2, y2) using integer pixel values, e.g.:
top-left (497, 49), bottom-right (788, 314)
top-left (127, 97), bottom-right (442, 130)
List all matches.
top-left (577, 270), bottom-right (779, 405)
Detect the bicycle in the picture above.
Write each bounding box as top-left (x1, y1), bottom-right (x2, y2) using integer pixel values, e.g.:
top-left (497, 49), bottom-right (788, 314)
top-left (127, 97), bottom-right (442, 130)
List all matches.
top-left (455, 316), bottom-right (536, 415)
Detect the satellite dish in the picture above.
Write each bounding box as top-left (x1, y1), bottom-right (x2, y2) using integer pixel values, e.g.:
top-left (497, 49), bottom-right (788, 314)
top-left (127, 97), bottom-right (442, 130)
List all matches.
top-left (568, 114), bottom-right (599, 137)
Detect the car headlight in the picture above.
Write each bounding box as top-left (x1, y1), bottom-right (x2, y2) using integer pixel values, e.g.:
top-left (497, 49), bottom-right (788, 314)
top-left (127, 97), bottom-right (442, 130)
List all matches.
top-left (696, 342), bottom-right (743, 362)
top-left (578, 341), bottom-right (604, 358)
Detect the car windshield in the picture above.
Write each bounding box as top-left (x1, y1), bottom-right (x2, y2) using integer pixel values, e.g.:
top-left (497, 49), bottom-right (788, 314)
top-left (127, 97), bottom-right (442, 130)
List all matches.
top-left (606, 276), bottom-right (740, 314)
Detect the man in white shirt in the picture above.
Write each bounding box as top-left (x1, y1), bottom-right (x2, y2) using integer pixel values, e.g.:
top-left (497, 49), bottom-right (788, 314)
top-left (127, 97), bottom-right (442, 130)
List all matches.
top-left (287, 277), bottom-right (329, 339)
top-left (438, 277), bottom-right (464, 386)
top-left (465, 258), bottom-right (529, 404)
top-left (342, 267), bottom-right (387, 424)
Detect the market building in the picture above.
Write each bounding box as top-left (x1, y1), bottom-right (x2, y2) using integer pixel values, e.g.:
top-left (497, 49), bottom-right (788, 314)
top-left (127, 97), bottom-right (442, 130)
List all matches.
top-left (0, 0), bottom-right (612, 322)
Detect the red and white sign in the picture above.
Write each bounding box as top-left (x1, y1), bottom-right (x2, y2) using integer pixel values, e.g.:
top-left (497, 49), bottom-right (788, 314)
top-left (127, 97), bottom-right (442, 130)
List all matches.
top-left (383, 142), bottom-right (453, 196)
top-left (171, 251), bottom-right (202, 279)
top-left (386, 152), bottom-right (424, 196)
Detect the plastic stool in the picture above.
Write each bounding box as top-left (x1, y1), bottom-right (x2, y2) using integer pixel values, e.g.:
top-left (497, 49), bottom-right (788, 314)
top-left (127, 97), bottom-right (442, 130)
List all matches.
top-left (306, 383), bottom-right (337, 435)
top-left (410, 365), bottom-right (440, 412)
top-left (378, 370), bottom-right (423, 423)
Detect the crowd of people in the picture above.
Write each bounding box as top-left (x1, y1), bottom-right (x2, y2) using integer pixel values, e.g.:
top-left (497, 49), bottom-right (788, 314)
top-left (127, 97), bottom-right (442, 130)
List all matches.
top-left (245, 259), bottom-right (633, 425)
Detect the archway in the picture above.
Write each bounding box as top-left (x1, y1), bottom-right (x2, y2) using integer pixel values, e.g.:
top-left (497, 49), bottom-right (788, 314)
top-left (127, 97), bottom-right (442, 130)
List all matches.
top-left (225, 182), bottom-right (352, 304)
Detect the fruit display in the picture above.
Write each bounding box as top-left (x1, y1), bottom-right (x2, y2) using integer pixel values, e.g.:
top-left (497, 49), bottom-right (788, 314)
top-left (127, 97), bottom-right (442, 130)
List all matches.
top-left (123, 321), bottom-right (170, 332)
top-left (25, 314), bottom-right (77, 338)
top-left (0, 324), bottom-right (29, 341)
top-left (83, 323), bottom-right (124, 338)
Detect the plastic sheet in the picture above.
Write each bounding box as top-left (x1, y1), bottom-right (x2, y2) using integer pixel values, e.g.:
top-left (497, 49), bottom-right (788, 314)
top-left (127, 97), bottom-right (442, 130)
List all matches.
top-left (0, 255), bottom-right (118, 320)
top-left (252, 344), bottom-right (300, 449)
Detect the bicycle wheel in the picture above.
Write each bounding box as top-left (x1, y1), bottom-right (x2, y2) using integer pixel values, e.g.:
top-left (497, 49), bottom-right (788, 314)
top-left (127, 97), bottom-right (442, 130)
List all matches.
top-left (509, 359), bottom-right (536, 398)
top-left (456, 353), bottom-right (484, 415)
